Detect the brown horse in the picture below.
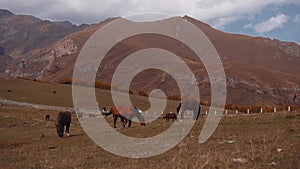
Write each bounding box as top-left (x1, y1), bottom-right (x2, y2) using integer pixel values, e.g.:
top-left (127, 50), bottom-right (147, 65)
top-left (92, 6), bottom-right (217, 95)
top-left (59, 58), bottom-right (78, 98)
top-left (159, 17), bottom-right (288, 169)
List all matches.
top-left (176, 100), bottom-right (201, 120)
top-left (110, 106), bottom-right (145, 128)
top-left (55, 111), bottom-right (71, 138)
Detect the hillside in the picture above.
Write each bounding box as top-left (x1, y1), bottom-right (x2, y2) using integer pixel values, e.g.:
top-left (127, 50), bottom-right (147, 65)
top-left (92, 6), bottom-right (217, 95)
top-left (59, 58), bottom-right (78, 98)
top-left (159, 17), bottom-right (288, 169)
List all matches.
top-left (0, 9), bottom-right (299, 107)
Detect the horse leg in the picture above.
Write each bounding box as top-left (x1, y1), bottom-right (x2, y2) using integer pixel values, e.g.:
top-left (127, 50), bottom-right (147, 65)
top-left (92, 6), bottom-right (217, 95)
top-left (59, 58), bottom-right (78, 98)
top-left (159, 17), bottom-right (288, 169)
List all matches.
top-left (124, 119), bottom-right (127, 128)
top-left (194, 107), bottom-right (200, 120)
top-left (113, 115), bottom-right (118, 128)
top-left (121, 116), bottom-right (126, 128)
top-left (66, 123), bottom-right (70, 136)
top-left (128, 119), bottom-right (132, 128)
top-left (180, 109), bottom-right (184, 119)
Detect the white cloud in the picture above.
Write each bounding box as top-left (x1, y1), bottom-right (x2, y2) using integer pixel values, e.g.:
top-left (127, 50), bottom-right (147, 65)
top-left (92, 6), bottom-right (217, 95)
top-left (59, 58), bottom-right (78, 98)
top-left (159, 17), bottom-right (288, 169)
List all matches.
top-left (292, 14), bottom-right (300, 23)
top-left (253, 13), bottom-right (290, 33)
top-left (243, 23), bottom-right (253, 29)
top-left (0, 0), bottom-right (299, 26)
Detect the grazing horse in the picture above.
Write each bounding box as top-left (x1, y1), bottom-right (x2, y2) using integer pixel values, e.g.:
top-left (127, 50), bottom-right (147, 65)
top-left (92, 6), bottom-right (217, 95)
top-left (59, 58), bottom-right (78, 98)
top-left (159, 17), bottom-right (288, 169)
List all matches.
top-left (163, 113), bottom-right (177, 122)
top-left (55, 111), bottom-right (71, 138)
top-left (110, 106), bottom-right (146, 128)
top-left (176, 100), bottom-right (201, 120)
top-left (45, 114), bottom-right (50, 121)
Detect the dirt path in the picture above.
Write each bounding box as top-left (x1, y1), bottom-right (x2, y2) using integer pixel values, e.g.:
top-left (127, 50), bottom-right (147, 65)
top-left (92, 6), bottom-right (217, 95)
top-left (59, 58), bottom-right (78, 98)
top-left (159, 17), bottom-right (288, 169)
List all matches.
top-left (0, 98), bottom-right (74, 111)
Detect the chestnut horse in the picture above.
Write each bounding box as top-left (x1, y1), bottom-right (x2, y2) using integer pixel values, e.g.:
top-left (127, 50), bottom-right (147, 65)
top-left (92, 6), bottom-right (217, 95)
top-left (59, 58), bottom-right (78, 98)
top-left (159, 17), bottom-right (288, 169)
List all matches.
top-left (110, 106), bottom-right (145, 128)
top-left (55, 111), bottom-right (71, 138)
top-left (176, 100), bottom-right (201, 120)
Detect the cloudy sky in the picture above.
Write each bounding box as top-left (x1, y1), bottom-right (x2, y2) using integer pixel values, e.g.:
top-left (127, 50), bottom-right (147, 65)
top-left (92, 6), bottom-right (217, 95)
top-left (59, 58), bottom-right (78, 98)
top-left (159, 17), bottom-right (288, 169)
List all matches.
top-left (1, 0), bottom-right (300, 44)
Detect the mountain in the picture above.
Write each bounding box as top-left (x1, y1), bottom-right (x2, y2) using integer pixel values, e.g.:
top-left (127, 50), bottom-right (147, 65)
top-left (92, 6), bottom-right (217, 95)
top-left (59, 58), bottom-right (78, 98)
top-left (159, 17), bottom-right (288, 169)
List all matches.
top-left (0, 9), bottom-right (87, 61)
top-left (53, 21), bottom-right (75, 28)
top-left (0, 9), bottom-right (299, 107)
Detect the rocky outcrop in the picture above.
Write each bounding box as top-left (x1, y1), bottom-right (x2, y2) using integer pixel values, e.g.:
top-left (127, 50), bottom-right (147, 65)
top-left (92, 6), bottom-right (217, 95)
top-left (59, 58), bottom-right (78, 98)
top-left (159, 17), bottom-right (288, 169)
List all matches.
top-left (37, 38), bottom-right (78, 78)
top-left (4, 38), bottom-right (78, 79)
top-left (264, 38), bottom-right (300, 58)
top-left (0, 9), bottom-right (83, 60)
top-left (47, 38), bottom-right (78, 58)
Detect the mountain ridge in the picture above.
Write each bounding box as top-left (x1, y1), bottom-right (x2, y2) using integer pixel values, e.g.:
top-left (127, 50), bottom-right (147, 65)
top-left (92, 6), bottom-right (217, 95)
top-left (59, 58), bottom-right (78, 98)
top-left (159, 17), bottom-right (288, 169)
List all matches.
top-left (0, 9), bottom-right (299, 107)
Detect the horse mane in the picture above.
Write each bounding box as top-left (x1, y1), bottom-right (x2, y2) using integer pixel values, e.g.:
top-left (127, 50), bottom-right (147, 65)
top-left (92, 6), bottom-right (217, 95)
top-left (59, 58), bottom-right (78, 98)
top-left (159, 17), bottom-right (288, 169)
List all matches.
top-left (57, 111), bottom-right (64, 125)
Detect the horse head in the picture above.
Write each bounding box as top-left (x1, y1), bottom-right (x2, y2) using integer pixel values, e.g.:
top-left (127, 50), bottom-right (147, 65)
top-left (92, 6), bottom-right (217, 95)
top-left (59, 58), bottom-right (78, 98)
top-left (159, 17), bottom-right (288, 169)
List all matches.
top-left (137, 111), bottom-right (146, 126)
top-left (55, 123), bottom-right (64, 138)
top-left (134, 107), bottom-right (146, 126)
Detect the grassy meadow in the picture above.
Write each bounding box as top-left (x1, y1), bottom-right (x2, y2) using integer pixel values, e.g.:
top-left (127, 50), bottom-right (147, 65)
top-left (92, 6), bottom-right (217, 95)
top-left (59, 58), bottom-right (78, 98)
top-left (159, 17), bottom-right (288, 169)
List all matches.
top-left (0, 78), bottom-right (299, 169)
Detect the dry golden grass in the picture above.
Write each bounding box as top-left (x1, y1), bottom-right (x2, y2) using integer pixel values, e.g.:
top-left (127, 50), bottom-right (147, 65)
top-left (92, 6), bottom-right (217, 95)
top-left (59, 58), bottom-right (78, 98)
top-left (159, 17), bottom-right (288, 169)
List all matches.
top-left (0, 78), bottom-right (299, 168)
top-left (0, 105), bottom-right (299, 169)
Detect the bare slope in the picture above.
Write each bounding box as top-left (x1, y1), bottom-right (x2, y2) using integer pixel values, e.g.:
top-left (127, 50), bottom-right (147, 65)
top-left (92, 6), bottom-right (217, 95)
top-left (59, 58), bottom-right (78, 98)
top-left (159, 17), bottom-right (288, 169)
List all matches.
top-left (1, 9), bottom-right (299, 107)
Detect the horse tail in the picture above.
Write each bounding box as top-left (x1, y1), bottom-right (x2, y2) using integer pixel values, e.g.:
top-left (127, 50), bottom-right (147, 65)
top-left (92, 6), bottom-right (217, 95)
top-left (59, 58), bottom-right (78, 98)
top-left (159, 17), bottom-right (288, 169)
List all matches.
top-left (176, 102), bottom-right (181, 113)
top-left (194, 104), bottom-right (201, 120)
top-left (174, 113), bottom-right (177, 120)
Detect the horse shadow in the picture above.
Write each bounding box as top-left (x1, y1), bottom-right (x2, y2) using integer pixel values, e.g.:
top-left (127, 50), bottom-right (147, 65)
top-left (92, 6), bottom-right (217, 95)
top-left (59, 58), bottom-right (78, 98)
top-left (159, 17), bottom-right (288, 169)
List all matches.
top-left (68, 133), bottom-right (85, 138)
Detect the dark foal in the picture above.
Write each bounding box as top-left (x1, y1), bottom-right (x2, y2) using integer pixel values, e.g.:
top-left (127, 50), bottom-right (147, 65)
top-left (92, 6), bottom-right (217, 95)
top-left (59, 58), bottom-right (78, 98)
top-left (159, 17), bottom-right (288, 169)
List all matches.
top-left (163, 113), bottom-right (177, 122)
top-left (45, 114), bottom-right (50, 121)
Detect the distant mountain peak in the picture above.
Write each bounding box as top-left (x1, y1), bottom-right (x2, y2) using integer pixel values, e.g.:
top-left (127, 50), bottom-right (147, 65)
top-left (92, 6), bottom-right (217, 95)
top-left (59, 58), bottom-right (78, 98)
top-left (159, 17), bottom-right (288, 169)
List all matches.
top-left (54, 21), bottom-right (75, 28)
top-left (0, 9), bottom-right (15, 19)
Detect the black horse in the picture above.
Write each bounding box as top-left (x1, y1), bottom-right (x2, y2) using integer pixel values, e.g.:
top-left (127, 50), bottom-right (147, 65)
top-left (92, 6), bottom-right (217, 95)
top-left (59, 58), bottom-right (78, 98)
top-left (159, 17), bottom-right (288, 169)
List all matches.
top-left (176, 100), bottom-right (201, 120)
top-left (55, 111), bottom-right (71, 138)
top-left (110, 106), bottom-right (145, 128)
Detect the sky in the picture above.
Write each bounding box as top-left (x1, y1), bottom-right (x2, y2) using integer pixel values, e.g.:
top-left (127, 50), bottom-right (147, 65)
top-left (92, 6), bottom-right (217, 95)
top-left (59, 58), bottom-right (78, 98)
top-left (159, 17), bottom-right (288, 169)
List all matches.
top-left (0, 0), bottom-right (300, 44)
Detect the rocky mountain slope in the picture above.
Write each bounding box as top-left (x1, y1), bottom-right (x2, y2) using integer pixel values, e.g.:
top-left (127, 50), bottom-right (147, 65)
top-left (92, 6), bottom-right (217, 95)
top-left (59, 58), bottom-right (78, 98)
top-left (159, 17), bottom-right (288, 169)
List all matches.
top-left (0, 9), bottom-right (299, 107)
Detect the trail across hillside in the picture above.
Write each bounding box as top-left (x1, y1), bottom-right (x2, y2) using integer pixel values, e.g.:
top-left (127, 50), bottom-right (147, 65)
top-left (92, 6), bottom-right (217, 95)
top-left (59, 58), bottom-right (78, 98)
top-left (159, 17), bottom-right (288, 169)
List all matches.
top-left (0, 98), bottom-right (74, 111)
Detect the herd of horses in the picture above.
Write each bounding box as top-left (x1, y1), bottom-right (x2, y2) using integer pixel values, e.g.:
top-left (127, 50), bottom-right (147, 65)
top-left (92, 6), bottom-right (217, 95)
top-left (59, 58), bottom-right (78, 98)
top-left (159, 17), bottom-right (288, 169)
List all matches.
top-left (54, 100), bottom-right (201, 138)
